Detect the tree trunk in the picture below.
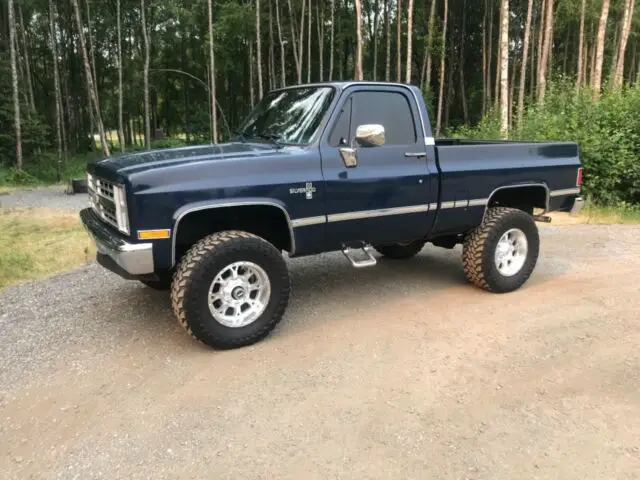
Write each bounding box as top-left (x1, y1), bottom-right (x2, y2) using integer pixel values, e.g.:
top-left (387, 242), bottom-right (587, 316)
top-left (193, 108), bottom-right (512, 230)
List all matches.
top-left (268, 0), bottom-right (276, 90)
top-left (517, 0), bottom-right (533, 125)
top-left (275, 0), bottom-right (286, 87)
top-left (140, 0), bottom-right (151, 150)
top-left (436, 0), bottom-right (448, 136)
top-left (577, 0), bottom-right (587, 86)
top-left (459, 0), bottom-right (469, 123)
top-left (72, 0), bottom-right (110, 156)
top-left (529, 3), bottom-right (537, 94)
top-left (355, 0), bottom-right (363, 80)
top-left (425, 0), bottom-right (437, 92)
top-left (495, 0), bottom-right (503, 107)
top-left (17, 5), bottom-right (36, 115)
top-left (307, 0), bottom-right (311, 82)
top-left (49, 0), bottom-right (64, 174)
top-left (317, 2), bottom-right (324, 81)
top-left (256, 0), bottom-right (264, 99)
top-left (286, 0), bottom-right (303, 83)
top-left (405, 0), bottom-right (414, 82)
top-left (208, 0), bottom-right (218, 142)
top-left (396, 0), bottom-right (402, 82)
top-left (613, 0), bottom-right (635, 88)
top-left (385, 0), bottom-right (391, 81)
top-left (298, 0), bottom-right (306, 83)
top-left (487, 0), bottom-right (494, 108)
top-left (329, 0), bottom-right (335, 80)
top-left (592, 0), bottom-right (610, 96)
top-left (537, 0), bottom-right (554, 102)
top-left (249, 41), bottom-right (255, 107)
top-left (536, 0), bottom-right (546, 84)
top-left (482, 0), bottom-right (487, 113)
top-left (499, 0), bottom-right (509, 136)
top-left (373, 0), bottom-right (379, 80)
top-left (8, 0), bottom-right (22, 169)
top-left (85, 0), bottom-right (101, 125)
top-left (117, 0), bottom-right (125, 151)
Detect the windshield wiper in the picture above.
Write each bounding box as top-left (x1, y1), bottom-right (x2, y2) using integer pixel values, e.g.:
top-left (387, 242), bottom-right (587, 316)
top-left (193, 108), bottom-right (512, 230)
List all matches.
top-left (257, 132), bottom-right (283, 149)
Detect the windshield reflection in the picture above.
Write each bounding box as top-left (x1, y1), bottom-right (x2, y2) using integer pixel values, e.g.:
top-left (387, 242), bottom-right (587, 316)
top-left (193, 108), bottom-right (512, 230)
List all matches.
top-left (238, 87), bottom-right (335, 145)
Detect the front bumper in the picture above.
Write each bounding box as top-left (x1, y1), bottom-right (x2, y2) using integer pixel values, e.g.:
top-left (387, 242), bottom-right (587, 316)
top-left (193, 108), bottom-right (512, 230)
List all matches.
top-left (80, 208), bottom-right (154, 277)
top-left (570, 197), bottom-right (585, 216)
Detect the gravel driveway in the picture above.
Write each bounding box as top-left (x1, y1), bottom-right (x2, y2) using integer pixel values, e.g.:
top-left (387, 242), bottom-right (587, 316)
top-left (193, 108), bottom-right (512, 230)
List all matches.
top-left (0, 186), bottom-right (87, 212)
top-left (1, 224), bottom-right (639, 479)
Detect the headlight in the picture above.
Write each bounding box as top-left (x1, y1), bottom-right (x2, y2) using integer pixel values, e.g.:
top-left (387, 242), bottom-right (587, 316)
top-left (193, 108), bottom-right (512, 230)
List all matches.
top-left (113, 184), bottom-right (130, 235)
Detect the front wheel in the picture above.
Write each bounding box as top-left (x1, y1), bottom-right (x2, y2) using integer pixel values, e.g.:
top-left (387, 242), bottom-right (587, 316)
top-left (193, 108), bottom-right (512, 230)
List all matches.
top-left (462, 207), bottom-right (540, 293)
top-left (171, 231), bottom-right (290, 349)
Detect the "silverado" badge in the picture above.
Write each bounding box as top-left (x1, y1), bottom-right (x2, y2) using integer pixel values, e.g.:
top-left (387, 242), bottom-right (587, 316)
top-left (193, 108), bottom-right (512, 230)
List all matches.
top-left (289, 182), bottom-right (316, 200)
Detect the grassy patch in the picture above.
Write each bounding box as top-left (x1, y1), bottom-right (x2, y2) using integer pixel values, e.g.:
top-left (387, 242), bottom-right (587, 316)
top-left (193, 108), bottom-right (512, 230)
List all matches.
top-left (549, 204), bottom-right (640, 225)
top-left (0, 208), bottom-right (95, 289)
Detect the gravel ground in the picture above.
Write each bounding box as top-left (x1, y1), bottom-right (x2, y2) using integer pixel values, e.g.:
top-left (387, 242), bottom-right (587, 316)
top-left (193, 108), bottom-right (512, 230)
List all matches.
top-left (1, 224), bottom-right (639, 479)
top-left (0, 186), bottom-right (87, 212)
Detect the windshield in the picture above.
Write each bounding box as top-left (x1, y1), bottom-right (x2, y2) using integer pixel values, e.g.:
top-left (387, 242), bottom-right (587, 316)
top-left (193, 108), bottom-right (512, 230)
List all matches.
top-left (237, 87), bottom-right (335, 145)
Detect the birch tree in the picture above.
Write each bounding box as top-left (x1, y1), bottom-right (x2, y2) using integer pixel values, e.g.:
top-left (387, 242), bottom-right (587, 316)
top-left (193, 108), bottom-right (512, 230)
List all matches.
top-left (517, 0), bottom-right (533, 124)
top-left (577, 0), bottom-right (587, 86)
top-left (406, 0), bottom-right (414, 83)
top-left (49, 0), bottom-right (64, 164)
top-left (396, 0), bottom-right (402, 82)
top-left (275, 0), bottom-right (286, 87)
top-left (8, 0), bottom-right (22, 168)
top-left (499, 0), bottom-right (510, 136)
top-left (116, 0), bottom-right (125, 151)
top-left (592, 0), bottom-right (610, 96)
top-left (209, 0), bottom-right (218, 142)
top-left (71, 0), bottom-right (110, 156)
top-left (537, 0), bottom-right (554, 102)
top-left (436, 0), bottom-right (448, 136)
top-left (612, 0), bottom-right (635, 88)
top-left (140, 0), bottom-right (151, 149)
top-left (355, 0), bottom-right (364, 80)
top-left (256, 0), bottom-right (263, 98)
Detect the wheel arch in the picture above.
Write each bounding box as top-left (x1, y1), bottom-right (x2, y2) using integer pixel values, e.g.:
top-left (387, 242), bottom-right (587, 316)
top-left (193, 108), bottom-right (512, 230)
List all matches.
top-left (484, 183), bottom-right (550, 218)
top-left (171, 199), bottom-right (296, 267)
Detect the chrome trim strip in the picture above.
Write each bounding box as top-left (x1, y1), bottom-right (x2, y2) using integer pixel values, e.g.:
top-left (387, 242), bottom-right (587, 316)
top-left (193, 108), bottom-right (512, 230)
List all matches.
top-left (172, 201), bottom-right (296, 266)
top-left (327, 204), bottom-right (430, 223)
top-left (550, 187), bottom-right (581, 197)
top-left (291, 216), bottom-right (327, 228)
top-left (468, 198), bottom-right (489, 207)
top-left (440, 201), bottom-right (456, 209)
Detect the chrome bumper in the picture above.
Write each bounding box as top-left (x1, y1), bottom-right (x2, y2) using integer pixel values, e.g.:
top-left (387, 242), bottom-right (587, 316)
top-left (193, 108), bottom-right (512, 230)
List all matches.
top-left (570, 197), bottom-right (585, 216)
top-left (80, 208), bottom-right (154, 276)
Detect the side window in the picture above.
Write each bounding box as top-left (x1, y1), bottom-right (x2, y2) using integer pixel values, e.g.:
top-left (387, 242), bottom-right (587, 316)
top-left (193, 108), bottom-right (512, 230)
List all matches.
top-left (350, 91), bottom-right (417, 145)
top-left (328, 97), bottom-right (352, 147)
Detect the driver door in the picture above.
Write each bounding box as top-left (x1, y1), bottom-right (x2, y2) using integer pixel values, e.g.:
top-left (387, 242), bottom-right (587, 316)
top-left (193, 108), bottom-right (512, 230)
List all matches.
top-left (319, 86), bottom-right (435, 249)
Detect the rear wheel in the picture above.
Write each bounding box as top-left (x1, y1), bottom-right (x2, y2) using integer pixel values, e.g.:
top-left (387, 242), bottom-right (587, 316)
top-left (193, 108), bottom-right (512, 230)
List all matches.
top-left (374, 240), bottom-right (425, 259)
top-left (462, 207), bottom-right (539, 293)
top-left (171, 231), bottom-right (290, 349)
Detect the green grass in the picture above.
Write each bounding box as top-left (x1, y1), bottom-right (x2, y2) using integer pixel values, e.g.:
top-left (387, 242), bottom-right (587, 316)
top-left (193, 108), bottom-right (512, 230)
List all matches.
top-left (0, 208), bottom-right (95, 289)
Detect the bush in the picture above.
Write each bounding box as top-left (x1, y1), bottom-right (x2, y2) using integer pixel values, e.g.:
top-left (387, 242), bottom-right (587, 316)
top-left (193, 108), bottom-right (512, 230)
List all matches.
top-left (450, 80), bottom-right (640, 206)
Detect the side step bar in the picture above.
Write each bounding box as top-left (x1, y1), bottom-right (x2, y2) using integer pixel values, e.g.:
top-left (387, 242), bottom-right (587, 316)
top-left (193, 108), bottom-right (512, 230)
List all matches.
top-left (342, 245), bottom-right (377, 268)
top-left (533, 214), bottom-right (552, 223)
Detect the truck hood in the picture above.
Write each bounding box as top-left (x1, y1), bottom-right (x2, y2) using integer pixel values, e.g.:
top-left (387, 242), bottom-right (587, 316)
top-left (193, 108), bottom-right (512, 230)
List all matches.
top-left (88, 142), bottom-right (279, 179)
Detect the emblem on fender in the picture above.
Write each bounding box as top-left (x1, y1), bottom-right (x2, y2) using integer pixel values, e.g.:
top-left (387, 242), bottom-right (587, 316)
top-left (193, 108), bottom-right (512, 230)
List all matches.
top-left (289, 182), bottom-right (316, 200)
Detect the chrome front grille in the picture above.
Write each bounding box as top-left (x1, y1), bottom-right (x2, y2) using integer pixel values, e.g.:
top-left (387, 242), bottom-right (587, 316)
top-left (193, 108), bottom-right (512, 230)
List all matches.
top-left (87, 174), bottom-right (129, 234)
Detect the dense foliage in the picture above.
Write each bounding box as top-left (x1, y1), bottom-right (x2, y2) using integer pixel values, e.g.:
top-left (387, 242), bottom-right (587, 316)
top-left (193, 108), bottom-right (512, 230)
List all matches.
top-left (455, 80), bottom-right (640, 204)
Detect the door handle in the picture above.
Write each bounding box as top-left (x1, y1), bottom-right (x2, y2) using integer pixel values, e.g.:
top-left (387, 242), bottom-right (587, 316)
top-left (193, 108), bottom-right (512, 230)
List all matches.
top-left (404, 152), bottom-right (427, 158)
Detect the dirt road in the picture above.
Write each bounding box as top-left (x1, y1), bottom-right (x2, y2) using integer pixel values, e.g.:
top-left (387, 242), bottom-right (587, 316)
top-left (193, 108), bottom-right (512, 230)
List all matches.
top-left (1, 224), bottom-right (639, 479)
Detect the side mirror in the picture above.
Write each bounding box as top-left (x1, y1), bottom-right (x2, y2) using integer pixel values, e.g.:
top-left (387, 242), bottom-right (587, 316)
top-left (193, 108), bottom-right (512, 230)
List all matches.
top-left (338, 124), bottom-right (385, 169)
top-left (354, 124), bottom-right (385, 147)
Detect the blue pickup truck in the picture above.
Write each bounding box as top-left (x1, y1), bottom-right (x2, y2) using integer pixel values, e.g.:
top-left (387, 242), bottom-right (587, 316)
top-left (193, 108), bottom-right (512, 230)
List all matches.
top-left (81, 81), bottom-right (584, 349)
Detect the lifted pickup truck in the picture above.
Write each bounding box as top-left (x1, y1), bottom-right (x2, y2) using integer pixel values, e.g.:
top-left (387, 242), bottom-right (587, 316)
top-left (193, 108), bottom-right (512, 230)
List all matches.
top-left (81, 81), bottom-right (583, 349)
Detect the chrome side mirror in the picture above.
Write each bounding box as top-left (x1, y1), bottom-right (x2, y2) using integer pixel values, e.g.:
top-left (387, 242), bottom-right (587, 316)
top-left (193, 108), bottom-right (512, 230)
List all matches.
top-left (354, 124), bottom-right (385, 147)
top-left (338, 124), bottom-right (386, 168)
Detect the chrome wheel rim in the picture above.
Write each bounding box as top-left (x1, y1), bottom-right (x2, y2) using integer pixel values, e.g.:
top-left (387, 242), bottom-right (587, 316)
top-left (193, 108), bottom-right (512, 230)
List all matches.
top-left (207, 261), bottom-right (271, 328)
top-left (494, 228), bottom-right (528, 277)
